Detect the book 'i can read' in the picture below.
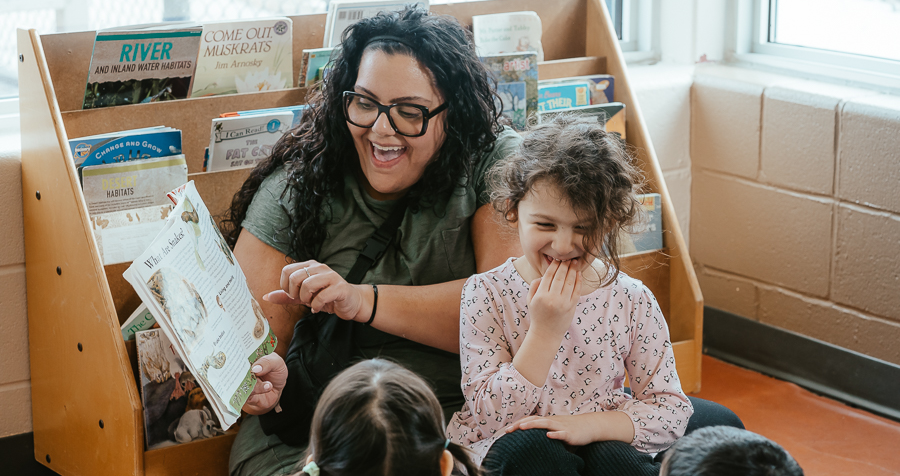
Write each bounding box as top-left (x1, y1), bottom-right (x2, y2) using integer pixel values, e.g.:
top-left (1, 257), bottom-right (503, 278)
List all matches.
top-left (82, 23), bottom-right (202, 109)
top-left (191, 18), bottom-right (293, 97)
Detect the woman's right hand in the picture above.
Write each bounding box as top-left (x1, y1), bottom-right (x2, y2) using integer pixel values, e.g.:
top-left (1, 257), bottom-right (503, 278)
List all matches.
top-left (263, 260), bottom-right (371, 323)
top-left (243, 353), bottom-right (288, 415)
top-left (526, 259), bottom-right (581, 339)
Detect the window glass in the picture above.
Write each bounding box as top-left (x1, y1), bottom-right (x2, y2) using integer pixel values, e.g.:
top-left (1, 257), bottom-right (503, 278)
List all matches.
top-left (770, 0), bottom-right (900, 62)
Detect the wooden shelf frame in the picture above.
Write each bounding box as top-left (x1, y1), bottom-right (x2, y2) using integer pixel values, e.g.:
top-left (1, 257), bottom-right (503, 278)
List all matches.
top-left (17, 1), bottom-right (701, 474)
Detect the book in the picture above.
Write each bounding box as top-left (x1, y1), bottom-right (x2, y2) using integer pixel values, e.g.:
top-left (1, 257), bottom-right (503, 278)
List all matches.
top-left (81, 155), bottom-right (188, 216)
top-left (539, 102), bottom-right (627, 140)
top-left (69, 127), bottom-right (182, 170)
top-left (631, 193), bottom-right (663, 253)
top-left (136, 328), bottom-right (223, 449)
top-left (91, 203), bottom-right (175, 266)
top-left (539, 74), bottom-right (615, 104)
top-left (82, 23), bottom-right (202, 109)
top-left (298, 47), bottom-right (338, 87)
top-left (234, 105), bottom-right (307, 128)
top-left (206, 112), bottom-right (293, 172)
top-left (480, 52), bottom-right (538, 131)
top-left (124, 181), bottom-right (278, 430)
top-left (538, 81), bottom-right (591, 113)
top-left (122, 303), bottom-right (157, 341)
top-left (472, 11), bottom-right (544, 62)
top-left (191, 18), bottom-right (293, 97)
top-left (324, 1), bottom-right (427, 48)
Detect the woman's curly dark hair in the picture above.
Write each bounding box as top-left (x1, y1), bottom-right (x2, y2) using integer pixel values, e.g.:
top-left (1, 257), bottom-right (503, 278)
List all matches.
top-left (222, 6), bottom-right (502, 261)
top-left (488, 115), bottom-right (645, 287)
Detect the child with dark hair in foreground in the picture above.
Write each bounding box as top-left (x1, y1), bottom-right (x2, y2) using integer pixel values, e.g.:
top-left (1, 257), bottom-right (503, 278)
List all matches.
top-left (294, 358), bottom-right (480, 476)
top-left (660, 426), bottom-right (804, 476)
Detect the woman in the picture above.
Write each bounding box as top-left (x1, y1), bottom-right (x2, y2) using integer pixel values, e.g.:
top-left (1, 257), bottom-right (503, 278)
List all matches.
top-left (223, 8), bottom-right (522, 475)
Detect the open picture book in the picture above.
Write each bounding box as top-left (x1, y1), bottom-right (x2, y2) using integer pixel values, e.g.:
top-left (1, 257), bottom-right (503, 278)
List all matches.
top-left (123, 181), bottom-right (276, 430)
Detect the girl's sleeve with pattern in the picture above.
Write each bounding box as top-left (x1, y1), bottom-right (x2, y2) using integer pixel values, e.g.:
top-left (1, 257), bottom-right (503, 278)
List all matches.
top-left (457, 275), bottom-right (542, 442)
top-left (616, 283), bottom-right (694, 452)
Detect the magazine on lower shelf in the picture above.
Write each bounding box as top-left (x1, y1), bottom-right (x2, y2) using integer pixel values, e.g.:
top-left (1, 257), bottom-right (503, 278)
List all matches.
top-left (123, 181), bottom-right (277, 430)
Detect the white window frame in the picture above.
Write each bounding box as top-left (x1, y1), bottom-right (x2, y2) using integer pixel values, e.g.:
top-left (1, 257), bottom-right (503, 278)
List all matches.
top-left (727, 0), bottom-right (900, 93)
top-left (620, 0), bottom-right (659, 64)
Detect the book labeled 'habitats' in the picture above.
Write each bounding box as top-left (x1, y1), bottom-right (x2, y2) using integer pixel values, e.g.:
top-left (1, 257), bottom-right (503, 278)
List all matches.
top-left (480, 52), bottom-right (538, 131)
top-left (192, 18), bottom-right (293, 97)
top-left (83, 23), bottom-right (202, 109)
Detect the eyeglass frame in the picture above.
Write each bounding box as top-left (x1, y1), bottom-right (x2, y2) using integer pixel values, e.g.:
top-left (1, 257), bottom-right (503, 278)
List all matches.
top-left (342, 91), bottom-right (448, 138)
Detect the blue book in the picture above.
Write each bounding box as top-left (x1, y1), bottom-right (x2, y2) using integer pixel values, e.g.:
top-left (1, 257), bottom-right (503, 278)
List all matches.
top-left (69, 127), bottom-right (183, 169)
top-left (538, 82), bottom-right (591, 112)
top-left (539, 74), bottom-right (615, 104)
top-left (236, 105), bottom-right (307, 128)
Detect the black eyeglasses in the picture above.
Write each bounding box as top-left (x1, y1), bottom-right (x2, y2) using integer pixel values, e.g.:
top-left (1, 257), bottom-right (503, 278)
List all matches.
top-left (343, 91), bottom-right (448, 137)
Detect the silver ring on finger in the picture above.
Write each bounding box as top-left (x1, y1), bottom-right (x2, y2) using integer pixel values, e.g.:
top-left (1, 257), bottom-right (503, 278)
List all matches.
top-left (304, 266), bottom-right (311, 278)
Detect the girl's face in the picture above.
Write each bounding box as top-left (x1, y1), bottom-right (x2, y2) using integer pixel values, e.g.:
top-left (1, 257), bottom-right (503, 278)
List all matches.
top-left (515, 180), bottom-right (599, 281)
top-left (349, 49), bottom-right (447, 201)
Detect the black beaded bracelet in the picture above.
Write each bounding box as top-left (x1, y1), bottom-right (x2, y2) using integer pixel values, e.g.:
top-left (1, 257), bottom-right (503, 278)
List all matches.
top-left (365, 284), bottom-right (378, 325)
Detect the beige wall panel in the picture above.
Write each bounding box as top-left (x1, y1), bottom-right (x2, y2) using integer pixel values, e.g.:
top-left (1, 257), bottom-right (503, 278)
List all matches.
top-left (832, 204), bottom-right (900, 321)
top-left (760, 87), bottom-right (838, 195)
top-left (630, 65), bottom-right (692, 172)
top-left (691, 171), bottom-right (832, 296)
top-left (0, 154), bottom-right (24, 267)
top-left (695, 267), bottom-right (758, 319)
top-left (759, 287), bottom-right (900, 366)
top-left (691, 75), bottom-right (762, 179)
top-left (0, 267), bottom-right (30, 384)
top-left (838, 95), bottom-right (900, 214)
top-left (663, 168), bottom-right (691, 247)
top-left (0, 383), bottom-right (32, 437)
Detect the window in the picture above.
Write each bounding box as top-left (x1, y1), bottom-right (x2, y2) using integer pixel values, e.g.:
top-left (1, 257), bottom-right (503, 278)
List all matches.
top-left (731, 0), bottom-right (900, 91)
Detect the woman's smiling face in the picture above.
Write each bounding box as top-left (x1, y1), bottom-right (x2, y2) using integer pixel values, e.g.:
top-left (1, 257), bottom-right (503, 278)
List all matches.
top-left (349, 49), bottom-right (447, 201)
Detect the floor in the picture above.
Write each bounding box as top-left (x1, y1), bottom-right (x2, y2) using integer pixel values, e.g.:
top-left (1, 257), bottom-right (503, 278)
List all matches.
top-left (692, 355), bottom-right (900, 475)
top-left (7, 355), bottom-right (900, 475)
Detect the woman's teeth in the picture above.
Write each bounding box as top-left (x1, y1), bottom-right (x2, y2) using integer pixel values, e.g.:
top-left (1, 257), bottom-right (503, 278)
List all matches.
top-left (372, 143), bottom-right (405, 162)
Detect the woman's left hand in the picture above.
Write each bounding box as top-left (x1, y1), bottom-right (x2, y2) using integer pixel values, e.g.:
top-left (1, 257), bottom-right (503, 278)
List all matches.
top-left (505, 414), bottom-right (599, 446)
top-left (263, 260), bottom-right (369, 322)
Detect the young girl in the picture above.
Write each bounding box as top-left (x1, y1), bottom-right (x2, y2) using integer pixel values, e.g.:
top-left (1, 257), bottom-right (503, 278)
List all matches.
top-left (294, 358), bottom-right (481, 476)
top-left (446, 116), bottom-right (694, 476)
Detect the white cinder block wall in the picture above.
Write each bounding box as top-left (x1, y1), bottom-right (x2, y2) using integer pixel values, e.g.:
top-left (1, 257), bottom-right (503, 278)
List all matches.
top-left (0, 123), bottom-right (30, 438)
top-left (691, 65), bottom-right (900, 366)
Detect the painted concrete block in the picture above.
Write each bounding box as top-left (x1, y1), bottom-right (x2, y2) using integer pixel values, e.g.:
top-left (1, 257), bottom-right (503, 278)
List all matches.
top-left (838, 94), bottom-right (900, 214)
top-left (759, 286), bottom-right (900, 366)
top-left (760, 86), bottom-right (838, 195)
top-left (695, 266), bottom-right (758, 320)
top-left (0, 383), bottom-right (32, 437)
top-left (0, 267), bottom-right (30, 384)
top-left (631, 65), bottom-right (692, 171)
top-left (663, 168), bottom-right (691, 247)
top-left (691, 171), bottom-right (832, 297)
top-left (691, 75), bottom-right (762, 179)
top-left (832, 204), bottom-right (900, 321)
top-left (0, 156), bottom-right (24, 267)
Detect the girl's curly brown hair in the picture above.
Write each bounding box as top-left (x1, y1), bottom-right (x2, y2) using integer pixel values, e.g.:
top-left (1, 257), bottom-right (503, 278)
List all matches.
top-left (488, 115), bottom-right (645, 286)
top-left (222, 6), bottom-right (502, 260)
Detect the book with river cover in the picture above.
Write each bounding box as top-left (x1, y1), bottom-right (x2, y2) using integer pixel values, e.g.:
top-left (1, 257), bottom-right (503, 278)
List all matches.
top-left (82, 23), bottom-right (202, 109)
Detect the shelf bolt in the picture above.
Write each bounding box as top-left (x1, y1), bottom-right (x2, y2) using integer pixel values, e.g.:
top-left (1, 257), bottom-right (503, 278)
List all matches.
top-left (46, 454), bottom-right (51, 463)
top-left (19, 54), bottom-right (24, 63)
top-left (99, 420), bottom-right (104, 429)
top-left (35, 191), bottom-right (41, 200)
top-left (77, 343), bottom-right (82, 352)
top-left (56, 266), bottom-right (61, 275)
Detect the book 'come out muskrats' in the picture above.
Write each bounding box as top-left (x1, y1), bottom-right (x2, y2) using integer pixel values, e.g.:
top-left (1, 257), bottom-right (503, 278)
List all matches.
top-left (191, 18), bottom-right (293, 97)
top-left (82, 23), bottom-right (202, 109)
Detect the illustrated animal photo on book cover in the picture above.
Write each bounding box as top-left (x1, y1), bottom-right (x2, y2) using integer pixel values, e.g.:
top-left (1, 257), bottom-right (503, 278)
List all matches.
top-left (137, 329), bottom-right (224, 450)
